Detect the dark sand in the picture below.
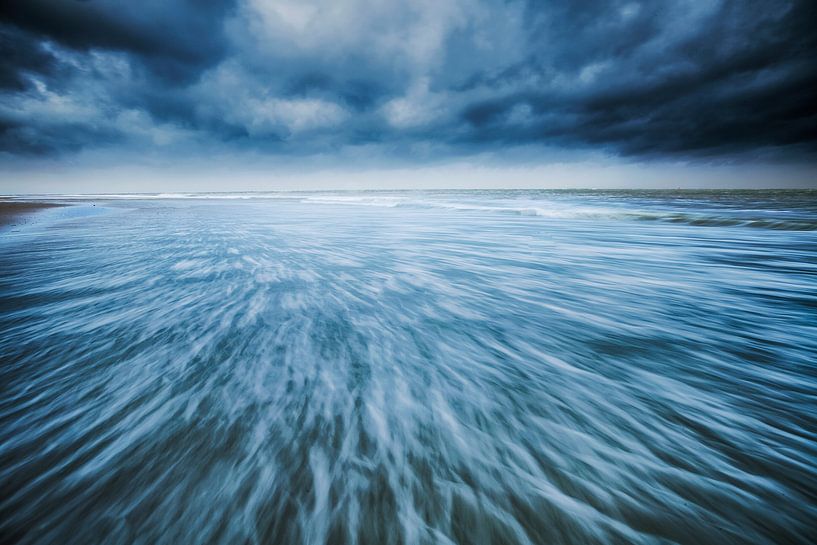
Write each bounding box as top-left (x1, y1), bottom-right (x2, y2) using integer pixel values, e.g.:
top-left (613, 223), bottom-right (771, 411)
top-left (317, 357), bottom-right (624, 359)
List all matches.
top-left (0, 201), bottom-right (62, 228)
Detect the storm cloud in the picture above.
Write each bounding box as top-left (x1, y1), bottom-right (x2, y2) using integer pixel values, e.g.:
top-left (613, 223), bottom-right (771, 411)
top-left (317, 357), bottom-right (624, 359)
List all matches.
top-left (0, 0), bottom-right (815, 162)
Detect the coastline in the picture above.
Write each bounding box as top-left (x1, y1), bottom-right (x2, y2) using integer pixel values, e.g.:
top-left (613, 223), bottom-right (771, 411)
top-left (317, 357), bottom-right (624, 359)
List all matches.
top-left (0, 201), bottom-right (63, 228)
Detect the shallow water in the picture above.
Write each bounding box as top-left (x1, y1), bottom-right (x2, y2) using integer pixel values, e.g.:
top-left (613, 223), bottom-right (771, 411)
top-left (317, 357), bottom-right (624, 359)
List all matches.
top-left (1, 190), bottom-right (816, 544)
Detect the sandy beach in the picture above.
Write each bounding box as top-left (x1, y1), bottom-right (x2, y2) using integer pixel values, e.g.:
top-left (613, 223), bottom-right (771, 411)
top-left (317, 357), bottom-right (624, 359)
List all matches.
top-left (0, 201), bottom-right (62, 228)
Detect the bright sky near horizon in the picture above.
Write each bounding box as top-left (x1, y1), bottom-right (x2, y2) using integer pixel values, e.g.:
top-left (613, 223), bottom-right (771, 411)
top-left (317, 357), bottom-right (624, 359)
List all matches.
top-left (1, 0), bottom-right (815, 191)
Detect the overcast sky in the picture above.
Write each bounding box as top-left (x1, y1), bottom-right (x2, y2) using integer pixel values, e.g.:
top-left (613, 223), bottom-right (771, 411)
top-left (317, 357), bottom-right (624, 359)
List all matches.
top-left (1, 0), bottom-right (816, 191)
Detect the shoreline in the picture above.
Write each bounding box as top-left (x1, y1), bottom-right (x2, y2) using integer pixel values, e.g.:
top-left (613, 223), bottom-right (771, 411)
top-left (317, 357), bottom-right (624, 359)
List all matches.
top-left (0, 201), bottom-right (64, 229)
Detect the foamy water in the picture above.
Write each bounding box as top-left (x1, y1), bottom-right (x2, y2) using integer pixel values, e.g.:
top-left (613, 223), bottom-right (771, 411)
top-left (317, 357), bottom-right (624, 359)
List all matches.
top-left (1, 190), bottom-right (816, 544)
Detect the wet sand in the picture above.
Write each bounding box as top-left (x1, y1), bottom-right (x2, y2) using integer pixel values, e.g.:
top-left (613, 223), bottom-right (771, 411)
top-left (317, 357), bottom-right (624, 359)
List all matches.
top-left (0, 201), bottom-right (62, 228)
top-left (1, 192), bottom-right (816, 544)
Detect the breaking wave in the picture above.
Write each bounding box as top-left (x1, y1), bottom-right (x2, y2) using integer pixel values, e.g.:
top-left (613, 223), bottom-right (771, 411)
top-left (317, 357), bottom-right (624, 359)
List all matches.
top-left (22, 189), bottom-right (817, 231)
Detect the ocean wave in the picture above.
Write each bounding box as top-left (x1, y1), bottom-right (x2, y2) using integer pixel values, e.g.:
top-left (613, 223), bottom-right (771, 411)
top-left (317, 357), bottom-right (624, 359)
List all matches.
top-left (397, 199), bottom-right (817, 230)
top-left (1, 193), bottom-right (815, 544)
top-left (10, 190), bottom-right (817, 231)
top-left (302, 195), bottom-right (405, 207)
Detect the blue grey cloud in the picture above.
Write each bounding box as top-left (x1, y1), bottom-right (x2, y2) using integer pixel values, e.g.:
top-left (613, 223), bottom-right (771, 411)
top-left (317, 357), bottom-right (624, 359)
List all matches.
top-left (0, 0), bottom-right (815, 161)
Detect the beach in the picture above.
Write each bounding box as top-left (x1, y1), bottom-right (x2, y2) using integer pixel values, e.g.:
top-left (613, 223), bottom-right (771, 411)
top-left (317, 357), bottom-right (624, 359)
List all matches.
top-left (1, 190), bottom-right (815, 545)
top-left (0, 201), bottom-right (62, 228)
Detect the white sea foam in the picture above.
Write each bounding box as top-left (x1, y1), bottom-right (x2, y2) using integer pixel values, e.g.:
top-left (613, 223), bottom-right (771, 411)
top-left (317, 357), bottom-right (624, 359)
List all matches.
top-left (23, 190), bottom-right (817, 230)
top-left (1, 191), bottom-right (816, 544)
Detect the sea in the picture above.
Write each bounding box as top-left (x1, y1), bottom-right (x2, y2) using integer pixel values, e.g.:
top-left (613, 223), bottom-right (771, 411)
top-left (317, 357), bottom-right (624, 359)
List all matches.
top-left (1, 190), bottom-right (815, 544)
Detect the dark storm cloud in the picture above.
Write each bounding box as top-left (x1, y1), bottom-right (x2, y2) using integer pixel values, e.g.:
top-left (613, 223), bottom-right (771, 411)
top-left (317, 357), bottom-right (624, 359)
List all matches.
top-left (0, 0), bottom-right (236, 82)
top-left (0, 0), bottom-right (815, 161)
top-left (0, 25), bottom-right (58, 91)
top-left (459, 0), bottom-right (817, 158)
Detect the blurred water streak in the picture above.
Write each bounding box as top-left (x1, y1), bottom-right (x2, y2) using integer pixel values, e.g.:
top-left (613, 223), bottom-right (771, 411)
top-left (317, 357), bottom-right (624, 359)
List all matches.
top-left (1, 190), bottom-right (816, 545)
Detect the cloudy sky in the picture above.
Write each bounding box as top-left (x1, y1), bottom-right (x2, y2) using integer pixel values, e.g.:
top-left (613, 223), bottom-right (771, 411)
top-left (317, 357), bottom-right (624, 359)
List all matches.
top-left (1, 0), bottom-right (815, 191)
